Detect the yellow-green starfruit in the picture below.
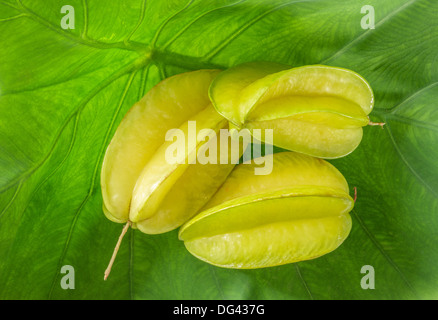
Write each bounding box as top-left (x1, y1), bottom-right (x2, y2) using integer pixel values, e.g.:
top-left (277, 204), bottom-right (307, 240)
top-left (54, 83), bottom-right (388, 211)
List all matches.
top-left (179, 151), bottom-right (354, 269)
top-left (101, 69), bottom-right (242, 235)
top-left (209, 62), bottom-right (376, 158)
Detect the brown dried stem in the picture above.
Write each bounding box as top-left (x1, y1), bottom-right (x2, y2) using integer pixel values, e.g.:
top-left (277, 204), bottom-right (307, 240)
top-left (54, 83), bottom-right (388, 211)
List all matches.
top-left (368, 117), bottom-right (385, 129)
top-left (104, 221), bottom-right (131, 281)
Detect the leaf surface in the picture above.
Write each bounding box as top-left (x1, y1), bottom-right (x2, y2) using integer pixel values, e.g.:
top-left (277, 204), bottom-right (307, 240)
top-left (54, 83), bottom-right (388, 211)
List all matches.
top-left (0, 0), bottom-right (437, 299)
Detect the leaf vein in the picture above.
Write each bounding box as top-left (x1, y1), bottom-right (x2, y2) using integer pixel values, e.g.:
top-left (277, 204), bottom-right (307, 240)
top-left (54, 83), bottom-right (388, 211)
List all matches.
top-left (388, 82), bottom-right (438, 114)
top-left (372, 82), bottom-right (438, 116)
top-left (150, 0), bottom-right (195, 48)
top-left (0, 181), bottom-right (22, 219)
top-left (161, 0), bottom-right (247, 50)
top-left (384, 120), bottom-right (438, 199)
top-left (0, 112), bottom-right (79, 226)
top-left (320, 0), bottom-right (418, 63)
top-left (204, 0), bottom-right (312, 61)
top-left (294, 263), bottom-right (314, 299)
top-left (13, 0), bottom-right (142, 51)
top-left (81, 0), bottom-right (89, 39)
top-left (125, 0), bottom-right (148, 42)
top-left (209, 265), bottom-right (225, 299)
top-left (351, 209), bottom-right (419, 297)
top-left (47, 71), bottom-right (138, 299)
top-left (385, 113), bottom-right (438, 133)
top-left (138, 63), bottom-right (151, 100)
top-left (0, 60), bottom-right (139, 194)
top-left (0, 13), bottom-right (27, 22)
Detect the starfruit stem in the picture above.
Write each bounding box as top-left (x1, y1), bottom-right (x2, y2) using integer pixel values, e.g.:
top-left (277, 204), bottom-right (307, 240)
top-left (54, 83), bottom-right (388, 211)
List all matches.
top-left (104, 220), bottom-right (132, 281)
top-left (353, 186), bottom-right (357, 203)
top-left (368, 117), bottom-right (385, 129)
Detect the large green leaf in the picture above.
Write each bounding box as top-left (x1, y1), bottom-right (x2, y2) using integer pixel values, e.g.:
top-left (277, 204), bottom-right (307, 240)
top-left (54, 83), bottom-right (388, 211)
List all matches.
top-left (0, 0), bottom-right (437, 300)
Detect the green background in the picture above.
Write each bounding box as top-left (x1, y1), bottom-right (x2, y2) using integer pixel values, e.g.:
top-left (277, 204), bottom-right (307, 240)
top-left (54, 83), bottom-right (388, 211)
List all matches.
top-left (0, 0), bottom-right (437, 299)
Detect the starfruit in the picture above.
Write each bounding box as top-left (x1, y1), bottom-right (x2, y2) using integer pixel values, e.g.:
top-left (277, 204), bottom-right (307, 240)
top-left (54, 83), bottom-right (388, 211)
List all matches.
top-left (179, 151), bottom-right (354, 269)
top-left (100, 69), bottom-right (238, 234)
top-left (209, 62), bottom-right (375, 158)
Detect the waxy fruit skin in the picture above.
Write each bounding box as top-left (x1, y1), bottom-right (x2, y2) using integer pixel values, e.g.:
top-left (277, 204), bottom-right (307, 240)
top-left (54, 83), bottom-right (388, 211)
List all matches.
top-left (101, 69), bottom-right (238, 234)
top-left (209, 62), bottom-right (374, 158)
top-left (179, 152), bottom-right (354, 269)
